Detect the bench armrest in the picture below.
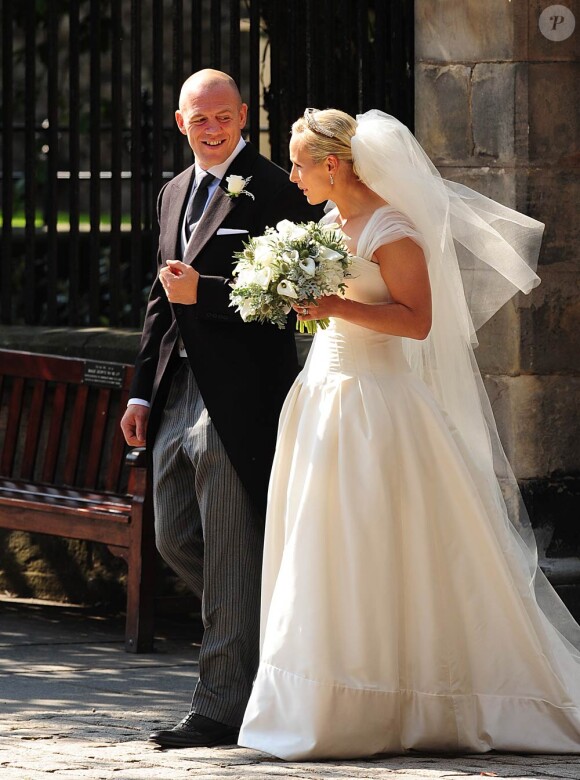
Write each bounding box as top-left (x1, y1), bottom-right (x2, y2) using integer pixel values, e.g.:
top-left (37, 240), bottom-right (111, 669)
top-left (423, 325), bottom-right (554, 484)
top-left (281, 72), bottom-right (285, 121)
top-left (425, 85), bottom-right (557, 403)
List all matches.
top-left (125, 447), bottom-right (147, 469)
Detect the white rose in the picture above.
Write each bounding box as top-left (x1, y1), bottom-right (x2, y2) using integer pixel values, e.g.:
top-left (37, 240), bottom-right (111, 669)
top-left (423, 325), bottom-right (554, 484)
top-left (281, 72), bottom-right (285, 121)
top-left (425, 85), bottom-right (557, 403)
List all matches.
top-left (299, 256), bottom-right (316, 276)
top-left (318, 262), bottom-right (345, 290)
top-left (275, 219), bottom-right (295, 237)
top-left (290, 225), bottom-right (309, 241)
top-left (255, 267), bottom-right (273, 289)
top-left (234, 268), bottom-right (255, 287)
top-left (276, 220), bottom-right (309, 241)
top-left (277, 279), bottom-right (298, 298)
top-left (226, 175), bottom-right (246, 194)
top-left (254, 243), bottom-right (277, 267)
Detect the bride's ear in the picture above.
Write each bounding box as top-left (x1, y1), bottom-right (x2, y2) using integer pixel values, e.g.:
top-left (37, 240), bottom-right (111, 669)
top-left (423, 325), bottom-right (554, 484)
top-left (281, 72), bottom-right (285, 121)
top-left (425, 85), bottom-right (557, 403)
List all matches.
top-left (325, 155), bottom-right (339, 176)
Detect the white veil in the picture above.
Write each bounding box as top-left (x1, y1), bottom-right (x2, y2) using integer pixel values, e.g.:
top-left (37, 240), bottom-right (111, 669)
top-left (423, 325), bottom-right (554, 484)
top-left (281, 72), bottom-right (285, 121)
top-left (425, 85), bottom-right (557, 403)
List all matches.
top-left (351, 110), bottom-right (580, 654)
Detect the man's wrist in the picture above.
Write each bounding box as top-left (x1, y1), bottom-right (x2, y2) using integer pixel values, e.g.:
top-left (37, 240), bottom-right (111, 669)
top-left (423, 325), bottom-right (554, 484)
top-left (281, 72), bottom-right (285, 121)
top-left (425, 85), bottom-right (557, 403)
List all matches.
top-left (128, 398), bottom-right (150, 408)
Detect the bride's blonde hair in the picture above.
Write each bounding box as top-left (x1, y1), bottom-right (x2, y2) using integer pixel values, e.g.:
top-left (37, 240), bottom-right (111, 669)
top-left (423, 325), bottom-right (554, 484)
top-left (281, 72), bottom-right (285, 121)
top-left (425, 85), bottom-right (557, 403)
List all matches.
top-left (292, 109), bottom-right (358, 169)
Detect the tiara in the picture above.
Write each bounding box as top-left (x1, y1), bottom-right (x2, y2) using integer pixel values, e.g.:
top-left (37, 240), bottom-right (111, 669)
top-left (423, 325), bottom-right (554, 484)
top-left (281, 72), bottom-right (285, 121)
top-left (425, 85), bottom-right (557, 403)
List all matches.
top-left (303, 107), bottom-right (335, 138)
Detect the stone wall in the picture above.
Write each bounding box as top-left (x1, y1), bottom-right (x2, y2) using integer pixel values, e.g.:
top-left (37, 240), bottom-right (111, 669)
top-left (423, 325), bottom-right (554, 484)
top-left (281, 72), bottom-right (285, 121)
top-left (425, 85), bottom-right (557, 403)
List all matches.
top-left (415, 0), bottom-right (579, 603)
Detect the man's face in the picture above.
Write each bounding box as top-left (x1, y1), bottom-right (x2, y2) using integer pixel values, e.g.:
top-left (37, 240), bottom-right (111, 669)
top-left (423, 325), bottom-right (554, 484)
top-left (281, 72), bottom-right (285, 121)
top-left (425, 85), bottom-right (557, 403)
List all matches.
top-left (176, 82), bottom-right (247, 170)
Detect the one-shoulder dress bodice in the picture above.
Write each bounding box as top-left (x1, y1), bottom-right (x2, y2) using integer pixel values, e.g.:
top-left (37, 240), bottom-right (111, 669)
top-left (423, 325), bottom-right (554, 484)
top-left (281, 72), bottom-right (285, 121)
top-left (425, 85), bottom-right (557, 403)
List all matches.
top-left (303, 205), bottom-right (422, 383)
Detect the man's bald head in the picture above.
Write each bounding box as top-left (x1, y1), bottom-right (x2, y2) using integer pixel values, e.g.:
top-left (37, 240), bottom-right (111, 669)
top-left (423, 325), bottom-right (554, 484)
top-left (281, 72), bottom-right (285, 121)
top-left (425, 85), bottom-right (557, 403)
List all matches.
top-left (179, 69), bottom-right (243, 112)
top-left (175, 69), bottom-right (247, 169)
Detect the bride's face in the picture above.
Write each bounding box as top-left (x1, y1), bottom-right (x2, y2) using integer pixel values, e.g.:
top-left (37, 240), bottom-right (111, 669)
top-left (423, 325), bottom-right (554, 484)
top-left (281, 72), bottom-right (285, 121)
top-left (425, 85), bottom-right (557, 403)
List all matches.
top-left (289, 135), bottom-right (330, 204)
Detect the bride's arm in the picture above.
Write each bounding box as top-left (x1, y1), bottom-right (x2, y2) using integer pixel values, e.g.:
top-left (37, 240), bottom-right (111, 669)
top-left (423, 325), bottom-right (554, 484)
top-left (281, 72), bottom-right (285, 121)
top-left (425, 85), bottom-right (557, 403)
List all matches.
top-left (297, 237), bottom-right (432, 340)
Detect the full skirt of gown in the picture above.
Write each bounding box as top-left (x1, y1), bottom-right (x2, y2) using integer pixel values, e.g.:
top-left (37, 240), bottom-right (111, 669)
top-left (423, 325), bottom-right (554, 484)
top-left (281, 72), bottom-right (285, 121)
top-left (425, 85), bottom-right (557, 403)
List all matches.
top-left (238, 213), bottom-right (580, 760)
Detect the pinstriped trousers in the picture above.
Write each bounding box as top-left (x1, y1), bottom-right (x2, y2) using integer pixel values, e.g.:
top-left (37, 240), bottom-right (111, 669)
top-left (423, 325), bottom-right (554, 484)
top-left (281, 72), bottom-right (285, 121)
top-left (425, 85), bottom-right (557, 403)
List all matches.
top-left (152, 361), bottom-right (263, 726)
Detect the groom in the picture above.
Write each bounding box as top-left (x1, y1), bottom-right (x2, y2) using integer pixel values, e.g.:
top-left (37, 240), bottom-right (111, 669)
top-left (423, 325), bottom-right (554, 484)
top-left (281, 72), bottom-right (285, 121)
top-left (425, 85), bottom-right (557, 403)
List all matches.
top-left (120, 69), bottom-right (322, 747)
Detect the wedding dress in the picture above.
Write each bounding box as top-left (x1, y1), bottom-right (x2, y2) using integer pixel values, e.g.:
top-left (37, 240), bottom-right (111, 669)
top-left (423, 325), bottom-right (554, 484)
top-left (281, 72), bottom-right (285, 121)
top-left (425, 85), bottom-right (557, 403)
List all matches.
top-left (238, 204), bottom-right (580, 760)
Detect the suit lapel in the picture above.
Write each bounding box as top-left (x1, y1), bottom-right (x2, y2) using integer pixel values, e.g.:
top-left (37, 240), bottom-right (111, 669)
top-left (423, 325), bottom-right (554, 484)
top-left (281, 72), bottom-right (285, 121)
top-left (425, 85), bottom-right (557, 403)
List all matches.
top-left (183, 187), bottom-right (237, 264)
top-left (164, 167), bottom-right (193, 261)
top-left (182, 144), bottom-right (260, 265)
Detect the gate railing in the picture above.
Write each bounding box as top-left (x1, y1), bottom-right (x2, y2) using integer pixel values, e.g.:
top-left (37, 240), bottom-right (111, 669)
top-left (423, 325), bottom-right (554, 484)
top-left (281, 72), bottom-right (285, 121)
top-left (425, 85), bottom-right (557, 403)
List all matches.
top-left (1, 0), bottom-right (413, 329)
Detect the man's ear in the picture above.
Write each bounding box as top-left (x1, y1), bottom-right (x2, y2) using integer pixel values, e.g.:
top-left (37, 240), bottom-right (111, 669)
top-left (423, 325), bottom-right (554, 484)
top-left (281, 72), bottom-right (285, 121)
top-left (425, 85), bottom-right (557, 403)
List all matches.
top-left (239, 103), bottom-right (248, 130)
top-left (175, 110), bottom-right (187, 134)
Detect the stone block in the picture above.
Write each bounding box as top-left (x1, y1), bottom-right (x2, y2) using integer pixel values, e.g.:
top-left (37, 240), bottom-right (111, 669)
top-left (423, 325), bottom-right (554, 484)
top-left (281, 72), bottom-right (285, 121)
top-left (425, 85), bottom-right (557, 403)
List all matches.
top-left (528, 62), bottom-right (580, 163)
top-left (0, 530), bottom-right (126, 607)
top-left (440, 166), bottom-right (517, 207)
top-left (415, 64), bottom-right (472, 164)
top-left (520, 265), bottom-right (580, 373)
top-left (528, 0), bottom-right (580, 62)
top-left (472, 63), bottom-right (516, 162)
top-left (527, 168), bottom-right (580, 266)
top-left (521, 474), bottom-right (580, 554)
top-left (415, 0), bottom-right (515, 62)
top-left (475, 301), bottom-right (521, 376)
top-left (484, 374), bottom-right (580, 478)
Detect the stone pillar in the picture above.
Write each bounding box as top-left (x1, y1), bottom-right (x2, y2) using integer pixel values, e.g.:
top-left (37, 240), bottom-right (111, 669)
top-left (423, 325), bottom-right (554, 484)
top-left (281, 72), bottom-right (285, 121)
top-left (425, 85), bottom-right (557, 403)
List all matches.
top-left (414, 1), bottom-right (579, 583)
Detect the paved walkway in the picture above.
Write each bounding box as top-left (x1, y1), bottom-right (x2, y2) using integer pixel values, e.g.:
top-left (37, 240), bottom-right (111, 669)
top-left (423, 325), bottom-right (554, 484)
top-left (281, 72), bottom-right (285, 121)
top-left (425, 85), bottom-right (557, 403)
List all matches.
top-left (0, 598), bottom-right (578, 780)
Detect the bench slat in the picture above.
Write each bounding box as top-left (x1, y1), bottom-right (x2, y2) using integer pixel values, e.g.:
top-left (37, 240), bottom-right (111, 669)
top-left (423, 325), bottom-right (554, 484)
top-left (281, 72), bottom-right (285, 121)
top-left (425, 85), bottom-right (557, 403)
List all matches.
top-left (20, 380), bottom-right (47, 479)
top-left (0, 478), bottom-right (130, 511)
top-left (105, 387), bottom-right (131, 493)
top-left (63, 384), bottom-right (89, 485)
top-left (0, 502), bottom-right (132, 547)
top-left (83, 388), bottom-right (111, 488)
top-left (1, 376), bottom-right (25, 476)
top-left (41, 383), bottom-right (68, 483)
top-left (1, 351), bottom-right (86, 383)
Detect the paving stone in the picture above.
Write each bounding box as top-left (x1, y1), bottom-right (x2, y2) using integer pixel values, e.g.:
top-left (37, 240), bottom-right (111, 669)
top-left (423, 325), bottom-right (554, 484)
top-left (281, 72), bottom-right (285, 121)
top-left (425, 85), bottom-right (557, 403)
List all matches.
top-left (1, 599), bottom-right (578, 780)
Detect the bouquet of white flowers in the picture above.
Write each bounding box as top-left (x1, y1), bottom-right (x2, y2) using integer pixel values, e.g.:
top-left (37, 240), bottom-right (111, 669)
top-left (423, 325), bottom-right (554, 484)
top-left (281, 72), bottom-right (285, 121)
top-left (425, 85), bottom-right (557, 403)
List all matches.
top-left (229, 219), bottom-right (352, 335)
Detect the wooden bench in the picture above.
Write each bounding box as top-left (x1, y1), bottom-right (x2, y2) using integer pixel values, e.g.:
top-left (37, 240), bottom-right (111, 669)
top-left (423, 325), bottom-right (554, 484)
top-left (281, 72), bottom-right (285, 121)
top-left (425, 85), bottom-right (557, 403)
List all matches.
top-left (0, 348), bottom-right (156, 652)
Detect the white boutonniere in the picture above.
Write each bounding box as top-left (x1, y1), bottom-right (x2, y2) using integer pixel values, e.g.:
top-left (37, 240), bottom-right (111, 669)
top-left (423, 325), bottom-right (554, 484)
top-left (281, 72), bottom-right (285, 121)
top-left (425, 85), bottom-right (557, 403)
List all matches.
top-left (225, 174), bottom-right (255, 200)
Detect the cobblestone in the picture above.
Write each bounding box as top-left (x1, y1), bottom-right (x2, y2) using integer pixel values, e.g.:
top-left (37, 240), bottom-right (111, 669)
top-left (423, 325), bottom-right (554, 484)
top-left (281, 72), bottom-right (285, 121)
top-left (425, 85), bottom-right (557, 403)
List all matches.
top-left (1, 599), bottom-right (578, 780)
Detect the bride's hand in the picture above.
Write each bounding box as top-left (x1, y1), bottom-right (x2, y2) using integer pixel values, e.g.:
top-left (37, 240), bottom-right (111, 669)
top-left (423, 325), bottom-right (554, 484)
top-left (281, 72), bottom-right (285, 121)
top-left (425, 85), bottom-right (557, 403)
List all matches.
top-left (292, 295), bottom-right (343, 321)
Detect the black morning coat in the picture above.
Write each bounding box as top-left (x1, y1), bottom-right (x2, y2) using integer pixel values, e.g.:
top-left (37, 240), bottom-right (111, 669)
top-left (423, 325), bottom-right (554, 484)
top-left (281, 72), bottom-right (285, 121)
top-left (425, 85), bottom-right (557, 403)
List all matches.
top-left (130, 142), bottom-right (325, 518)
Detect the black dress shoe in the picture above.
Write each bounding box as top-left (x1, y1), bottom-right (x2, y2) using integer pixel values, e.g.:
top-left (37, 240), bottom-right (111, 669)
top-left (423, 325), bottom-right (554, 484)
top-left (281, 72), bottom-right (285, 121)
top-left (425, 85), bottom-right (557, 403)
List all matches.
top-left (149, 711), bottom-right (239, 748)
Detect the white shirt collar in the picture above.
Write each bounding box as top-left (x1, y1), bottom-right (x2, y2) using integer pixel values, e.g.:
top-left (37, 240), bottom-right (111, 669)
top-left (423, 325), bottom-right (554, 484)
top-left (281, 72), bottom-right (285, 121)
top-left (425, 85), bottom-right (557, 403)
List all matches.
top-left (194, 137), bottom-right (246, 185)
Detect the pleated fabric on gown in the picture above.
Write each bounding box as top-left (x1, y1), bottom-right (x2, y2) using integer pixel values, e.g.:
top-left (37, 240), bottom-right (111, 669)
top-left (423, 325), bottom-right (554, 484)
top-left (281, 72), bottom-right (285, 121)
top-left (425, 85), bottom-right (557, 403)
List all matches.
top-left (238, 208), bottom-right (580, 760)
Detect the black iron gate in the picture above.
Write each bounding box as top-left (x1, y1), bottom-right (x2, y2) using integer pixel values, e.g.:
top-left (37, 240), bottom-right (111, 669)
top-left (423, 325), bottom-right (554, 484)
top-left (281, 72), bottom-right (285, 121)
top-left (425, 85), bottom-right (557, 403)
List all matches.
top-left (0, 0), bottom-right (414, 329)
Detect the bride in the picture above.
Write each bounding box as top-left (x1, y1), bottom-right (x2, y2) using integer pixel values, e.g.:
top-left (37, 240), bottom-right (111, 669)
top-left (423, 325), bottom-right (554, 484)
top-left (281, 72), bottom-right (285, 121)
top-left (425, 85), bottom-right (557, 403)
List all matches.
top-left (238, 108), bottom-right (580, 760)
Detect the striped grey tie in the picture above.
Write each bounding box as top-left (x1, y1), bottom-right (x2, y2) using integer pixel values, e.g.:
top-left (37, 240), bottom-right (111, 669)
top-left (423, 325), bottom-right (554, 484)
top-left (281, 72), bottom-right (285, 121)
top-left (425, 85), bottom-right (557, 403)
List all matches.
top-left (185, 173), bottom-right (216, 240)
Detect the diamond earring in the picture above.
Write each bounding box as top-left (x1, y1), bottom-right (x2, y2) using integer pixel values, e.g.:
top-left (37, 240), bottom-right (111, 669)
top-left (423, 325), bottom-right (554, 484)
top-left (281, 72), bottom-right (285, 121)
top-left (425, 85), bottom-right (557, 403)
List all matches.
top-left (329, 173), bottom-right (334, 185)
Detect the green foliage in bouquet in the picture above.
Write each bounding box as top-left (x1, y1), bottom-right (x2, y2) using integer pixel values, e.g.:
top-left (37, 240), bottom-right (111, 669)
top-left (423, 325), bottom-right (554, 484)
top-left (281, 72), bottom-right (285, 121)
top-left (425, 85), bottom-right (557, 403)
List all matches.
top-left (229, 220), bottom-right (352, 335)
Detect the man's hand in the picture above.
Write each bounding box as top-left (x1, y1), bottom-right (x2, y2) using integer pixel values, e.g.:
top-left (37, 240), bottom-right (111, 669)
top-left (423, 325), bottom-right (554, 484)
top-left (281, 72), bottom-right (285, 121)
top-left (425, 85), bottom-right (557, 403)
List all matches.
top-left (120, 404), bottom-right (149, 446)
top-left (160, 260), bottom-right (200, 304)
